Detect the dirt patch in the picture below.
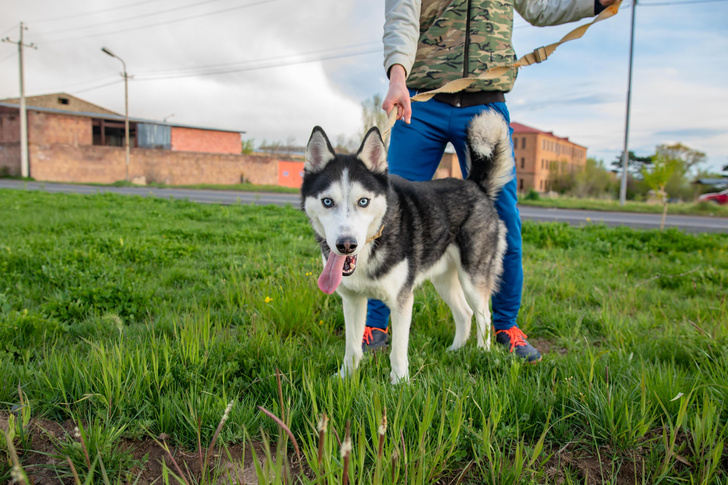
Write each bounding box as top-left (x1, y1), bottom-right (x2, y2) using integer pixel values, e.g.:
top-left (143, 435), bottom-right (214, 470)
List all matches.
top-left (531, 338), bottom-right (568, 356)
top-left (1, 413), bottom-right (269, 485)
top-left (543, 444), bottom-right (646, 485)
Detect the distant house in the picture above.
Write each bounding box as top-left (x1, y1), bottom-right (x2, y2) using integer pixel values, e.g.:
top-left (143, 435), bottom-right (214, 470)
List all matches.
top-left (436, 122), bottom-right (588, 193)
top-left (0, 93), bottom-right (278, 186)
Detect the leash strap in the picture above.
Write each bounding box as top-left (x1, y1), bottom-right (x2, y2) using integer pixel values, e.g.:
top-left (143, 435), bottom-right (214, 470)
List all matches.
top-left (383, 1), bottom-right (622, 135)
top-left (366, 224), bottom-right (385, 244)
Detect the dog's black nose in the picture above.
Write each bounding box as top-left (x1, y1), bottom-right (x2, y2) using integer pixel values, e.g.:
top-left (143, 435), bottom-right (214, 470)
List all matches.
top-left (336, 237), bottom-right (357, 254)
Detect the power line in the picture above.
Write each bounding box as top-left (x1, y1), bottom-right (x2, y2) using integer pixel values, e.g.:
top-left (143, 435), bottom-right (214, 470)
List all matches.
top-left (26, 0), bottom-right (166, 24)
top-left (137, 41), bottom-right (381, 76)
top-left (26, 42), bottom-right (379, 94)
top-left (49, 0), bottom-right (282, 43)
top-left (40, 0), bottom-right (235, 36)
top-left (70, 79), bottom-right (124, 95)
top-left (135, 46), bottom-right (380, 81)
top-left (31, 75), bottom-right (121, 94)
top-left (0, 24), bottom-right (18, 38)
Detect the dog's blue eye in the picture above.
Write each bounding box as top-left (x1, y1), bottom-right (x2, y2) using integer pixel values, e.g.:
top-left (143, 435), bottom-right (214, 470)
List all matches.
top-left (358, 198), bottom-right (370, 207)
top-left (322, 198), bottom-right (334, 208)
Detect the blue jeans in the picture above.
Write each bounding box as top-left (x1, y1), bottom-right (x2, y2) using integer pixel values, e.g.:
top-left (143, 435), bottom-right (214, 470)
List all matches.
top-left (366, 96), bottom-right (522, 332)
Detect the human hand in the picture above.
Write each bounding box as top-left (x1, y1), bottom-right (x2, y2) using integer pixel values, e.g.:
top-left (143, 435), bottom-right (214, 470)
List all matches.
top-left (381, 64), bottom-right (412, 124)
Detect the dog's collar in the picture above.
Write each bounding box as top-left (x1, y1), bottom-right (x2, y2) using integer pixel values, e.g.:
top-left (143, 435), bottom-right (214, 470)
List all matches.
top-left (366, 225), bottom-right (384, 244)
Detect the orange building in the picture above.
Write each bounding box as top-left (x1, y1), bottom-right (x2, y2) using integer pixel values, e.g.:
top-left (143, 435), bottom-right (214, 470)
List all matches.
top-left (511, 122), bottom-right (587, 193)
top-left (437, 122), bottom-right (588, 193)
top-left (278, 160), bottom-right (305, 188)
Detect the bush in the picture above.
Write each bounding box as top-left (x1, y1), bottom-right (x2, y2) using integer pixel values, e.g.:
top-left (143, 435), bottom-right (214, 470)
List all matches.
top-left (524, 189), bottom-right (540, 201)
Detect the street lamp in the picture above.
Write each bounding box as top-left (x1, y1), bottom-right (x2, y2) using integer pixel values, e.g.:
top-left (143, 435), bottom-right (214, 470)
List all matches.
top-left (619, 0), bottom-right (637, 205)
top-left (101, 46), bottom-right (130, 182)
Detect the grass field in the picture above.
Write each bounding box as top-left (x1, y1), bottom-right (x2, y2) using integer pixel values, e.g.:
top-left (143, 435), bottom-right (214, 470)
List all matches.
top-left (517, 196), bottom-right (728, 218)
top-left (0, 189), bottom-right (727, 484)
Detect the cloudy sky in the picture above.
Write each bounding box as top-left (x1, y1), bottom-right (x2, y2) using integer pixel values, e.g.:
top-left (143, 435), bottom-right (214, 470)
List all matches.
top-left (1, 0), bottom-right (727, 172)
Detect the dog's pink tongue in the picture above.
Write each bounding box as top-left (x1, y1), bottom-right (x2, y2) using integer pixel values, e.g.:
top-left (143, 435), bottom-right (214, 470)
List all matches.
top-left (318, 253), bottom-right (346, 294)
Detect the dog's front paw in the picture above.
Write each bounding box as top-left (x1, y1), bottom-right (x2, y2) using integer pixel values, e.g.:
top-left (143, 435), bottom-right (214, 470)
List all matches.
top-left (477, 338), bottom-right (491, 351)
top-left (389, 370), bottom-right (409, 384)
top-left (447, 341), bottom-right (465, 352)
top-left (337, 366), bottom-right (351, 379)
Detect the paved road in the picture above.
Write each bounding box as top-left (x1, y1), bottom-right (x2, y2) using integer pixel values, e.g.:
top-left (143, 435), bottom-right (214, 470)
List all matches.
top-left (2, 179), bottom-right (727, 233)
top-left (517, 206), bottom-right (728, 233)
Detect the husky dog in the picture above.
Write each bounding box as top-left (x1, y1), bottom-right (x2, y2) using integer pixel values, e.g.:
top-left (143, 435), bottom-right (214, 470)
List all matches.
top-left (301, 111), bottom-right (513, 383)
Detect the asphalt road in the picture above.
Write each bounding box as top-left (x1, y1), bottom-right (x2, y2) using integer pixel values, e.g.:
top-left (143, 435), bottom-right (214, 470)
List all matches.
top-left (2, 179), bottom-right (727, 233)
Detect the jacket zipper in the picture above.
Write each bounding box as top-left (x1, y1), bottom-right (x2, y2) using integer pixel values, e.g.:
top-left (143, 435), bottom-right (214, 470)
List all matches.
top-left (459, 0), bottom-right (473, 107)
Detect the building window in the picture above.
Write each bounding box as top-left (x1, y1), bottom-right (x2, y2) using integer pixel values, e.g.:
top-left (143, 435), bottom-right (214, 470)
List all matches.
top-left (513, 138), bottom-right (518, 149)
top-left (522, 137), bottom-right (526, 148)
top-left (92, 118), bottom-right (137, 147)
top-left (519, 178), bottom-right (524, 190)
top-left (137, 123), bottom-right (170, 149)
top-left (521, 157), bottom-right (525, 169)
top-left (58, 97), bottom-right (69, 105)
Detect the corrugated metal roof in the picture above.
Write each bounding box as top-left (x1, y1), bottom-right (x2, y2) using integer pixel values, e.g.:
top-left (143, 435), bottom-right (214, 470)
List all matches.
top-left (695, 178), bottom-right (728, 186)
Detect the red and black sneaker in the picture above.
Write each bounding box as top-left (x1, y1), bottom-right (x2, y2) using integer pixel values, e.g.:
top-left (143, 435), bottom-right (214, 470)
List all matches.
top-left (495, 326), bottom-right (542, 363)
top-left (362, 326), bottom-right (389, 352)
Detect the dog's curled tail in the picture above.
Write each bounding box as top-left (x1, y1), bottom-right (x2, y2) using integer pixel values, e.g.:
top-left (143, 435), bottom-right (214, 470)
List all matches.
top-left (465, 110), bottom-right (514, 200)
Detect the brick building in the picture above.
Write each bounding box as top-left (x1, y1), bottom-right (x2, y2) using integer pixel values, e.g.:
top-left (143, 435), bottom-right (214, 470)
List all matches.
top-left (511, 122), bottom-right (587, 193)
top-left (0, 93), bottom-right (279, 185)
top-left (437, 122), bottom-right (588, 193)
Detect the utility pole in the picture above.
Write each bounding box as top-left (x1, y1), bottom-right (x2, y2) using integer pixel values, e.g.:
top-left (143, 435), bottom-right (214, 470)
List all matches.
top-left (619, 0), bottom-right (637, 206)
top-left (2, 22), bottom-right (37, 179)
top-left (101, 47), bottom-right (130, 182)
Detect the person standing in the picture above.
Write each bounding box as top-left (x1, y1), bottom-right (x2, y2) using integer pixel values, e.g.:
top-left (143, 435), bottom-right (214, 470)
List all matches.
top-left (361, 0), bottom-right (616, 361)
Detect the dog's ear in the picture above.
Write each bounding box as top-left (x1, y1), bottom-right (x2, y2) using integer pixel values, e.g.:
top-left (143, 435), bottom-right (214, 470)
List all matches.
top-left (357, 127), bottom-right (388, 174)
top-left (305, 127), bottom-right (336, 173)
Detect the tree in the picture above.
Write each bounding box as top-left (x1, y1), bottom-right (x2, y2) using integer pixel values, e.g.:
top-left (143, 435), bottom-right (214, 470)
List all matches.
top-left (574, 158), bottom-right (617, 198)
top-left (333, 134), bottom-right (359, 154)
top-left (611, 151), bottom-right (653, 178)
top-left (655, 143), bottom-right (706, 201)
top-left (360, 94), bottom-right (390, 147)
top-left (547, 158), bottom-right (617, 198)
top-left (259, 139), bottom-right (283, 155)
top-left (641, 152), bottom-right (681, 230)
top-left (241, 138), bottom-right (255, 155)
top-left (655, 143), bottom-right (706, 172)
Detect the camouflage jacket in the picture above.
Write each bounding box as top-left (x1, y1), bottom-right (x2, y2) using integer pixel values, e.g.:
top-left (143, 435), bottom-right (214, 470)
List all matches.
top-left (384, 0), bottom-right (597, 93)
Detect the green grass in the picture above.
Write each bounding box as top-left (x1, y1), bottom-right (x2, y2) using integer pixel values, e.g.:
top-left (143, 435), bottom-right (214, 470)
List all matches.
top-left (518, 194), bottom-right (728, 217)
top-left (113, 180), bottom-right (300, 194)
top-left (0, 175), bottom-right (301, 194)
top-left (0, 189), bottom-right (727, 484)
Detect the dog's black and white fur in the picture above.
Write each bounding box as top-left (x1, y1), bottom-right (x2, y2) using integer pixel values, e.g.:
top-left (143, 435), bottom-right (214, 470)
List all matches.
top-left (301, 111), bottom-right (513, 383)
